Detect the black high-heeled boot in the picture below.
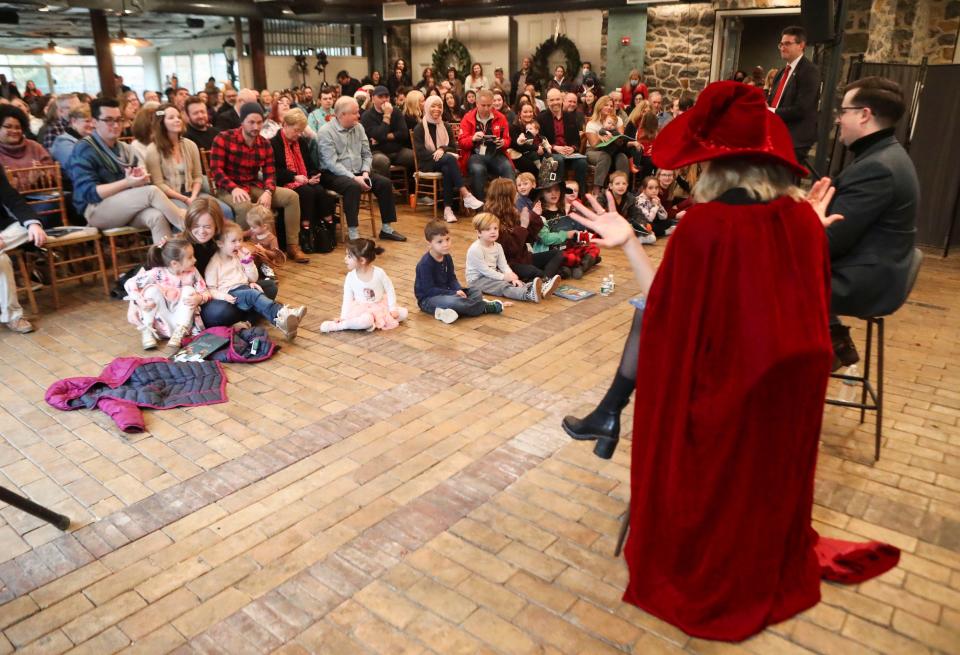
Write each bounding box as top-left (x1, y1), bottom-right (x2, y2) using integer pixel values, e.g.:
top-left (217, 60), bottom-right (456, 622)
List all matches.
top-left (562, 373), bottom-right (634, 459)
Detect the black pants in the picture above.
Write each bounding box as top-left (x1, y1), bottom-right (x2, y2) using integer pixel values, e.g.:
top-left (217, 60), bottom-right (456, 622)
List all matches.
top-left (294, 183), bottom-right (336, 224)
top-left (421, 153), bottom-right (464, 209)
top-left (319, 172), bottom-right (396, 228)
top-left (513, 250), bottom-right (563, 282)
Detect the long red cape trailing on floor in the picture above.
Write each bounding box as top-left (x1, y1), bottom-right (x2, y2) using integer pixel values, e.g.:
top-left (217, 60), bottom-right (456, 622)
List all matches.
top-left (622, 195), bottom-right (852, 641)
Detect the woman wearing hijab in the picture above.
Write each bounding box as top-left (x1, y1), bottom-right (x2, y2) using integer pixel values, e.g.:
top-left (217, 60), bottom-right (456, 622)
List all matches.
top-left (413, 95), bottom-right (484, 223)
top-left (563, 81), bottom-right (900, 641)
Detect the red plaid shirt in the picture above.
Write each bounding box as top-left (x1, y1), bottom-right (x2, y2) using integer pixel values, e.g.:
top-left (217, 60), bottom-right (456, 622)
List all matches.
top-left (209, 127), bottom-right (276, 193)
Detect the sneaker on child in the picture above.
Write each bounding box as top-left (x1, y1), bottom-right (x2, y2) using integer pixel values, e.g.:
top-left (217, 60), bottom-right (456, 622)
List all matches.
top-left (523, 278), bottom-right (543, 303)
top-left (434, 307), bottom-right (459, 324)
top-left (275, 305), bottom-right (306, 341)
top-left (483, 300), bottom-right (504, 314)
top-left (542, 274), bottom-right (561, 298)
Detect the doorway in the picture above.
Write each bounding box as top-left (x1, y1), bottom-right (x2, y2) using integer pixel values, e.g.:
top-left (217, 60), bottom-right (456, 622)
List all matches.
top-left (712, 8), bottom-right (802, 82)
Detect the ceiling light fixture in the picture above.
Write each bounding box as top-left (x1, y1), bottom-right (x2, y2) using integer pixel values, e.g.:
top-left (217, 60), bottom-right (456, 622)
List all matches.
top-left (111, 0), bottom-right (151, 54)
top-left (30, 38), bottom-right (78, 56)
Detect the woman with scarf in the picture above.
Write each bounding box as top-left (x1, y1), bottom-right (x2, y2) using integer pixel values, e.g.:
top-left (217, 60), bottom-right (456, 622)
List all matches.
top-left (412, 95), bottom-right (484, 223)
top-left (563, 81), bottom-right (900, 641)
top-left (145, 104), bottom-right (234, 220)
top-left (270, 108), bottom-right (334, 259)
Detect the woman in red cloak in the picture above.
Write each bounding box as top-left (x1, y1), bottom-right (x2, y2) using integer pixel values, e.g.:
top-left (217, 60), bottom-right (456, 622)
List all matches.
top-left (564, 81), bottom-right (899, 641)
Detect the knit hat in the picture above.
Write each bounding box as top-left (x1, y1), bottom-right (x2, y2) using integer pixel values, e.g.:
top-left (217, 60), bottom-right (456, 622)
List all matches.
top-left (239, 102), bottom-right (264, 123)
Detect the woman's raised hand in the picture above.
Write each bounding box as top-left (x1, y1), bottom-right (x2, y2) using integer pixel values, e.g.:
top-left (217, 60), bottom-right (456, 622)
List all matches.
top-left (570, 191), bottom-right (637, 249)
top-left (806, 177), bottom-right (844, 228)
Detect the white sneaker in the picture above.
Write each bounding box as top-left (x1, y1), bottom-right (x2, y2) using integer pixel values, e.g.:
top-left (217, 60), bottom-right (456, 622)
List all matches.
top-left (320, 320), bottom-right (340, 333)
top-left (443, 207), bottom-right (458, 223)
top-left (140, 327), bottom-right (157, 350)
top-left (434, 308), bottom-right (459, 324)
top-left (275, 305), bottom-right (301, 341)
top-left (291, 305), bottom-right (308, 322)
top-left (417, 195), bottom-right (434, 206)
top-left (664, 224), bottom-right (677, 236)
top-left (640, 233), bottom-right (657, 245)
top-left (463, 194), bottom-right (484, 210)
top-left (541, 274), bottom-right (561, 298)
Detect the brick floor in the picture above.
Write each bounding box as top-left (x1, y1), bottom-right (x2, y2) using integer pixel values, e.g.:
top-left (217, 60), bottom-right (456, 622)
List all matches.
top-left (0, 206), bottom-right (958, 654)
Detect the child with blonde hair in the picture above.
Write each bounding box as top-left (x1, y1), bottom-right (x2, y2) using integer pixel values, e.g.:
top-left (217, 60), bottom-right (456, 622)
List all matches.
top-left (125, 238), bottom-right (210, 350)
top-left (321, 238), bottom-right (408, 332)
top-left (465, 213), bottom-right (543, 302)
top-left (204, 222), bottom-right (306, 340)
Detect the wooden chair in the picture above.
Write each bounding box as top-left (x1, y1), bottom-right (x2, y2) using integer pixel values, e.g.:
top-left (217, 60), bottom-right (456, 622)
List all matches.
top-left (409, 129), bottom-right (441, 220)
top-left (325, 189), bottom-right (377, 242)
top-left (6, 163), bottom-right (110, 308)
top-left (199, 148), bottom-right (217, 195)
top-left (102, 226), bottom-right (152, 279)
top-left (10, 250), bottom-right (38, 315)
top-left (388, 164), bottom-right (409, 200)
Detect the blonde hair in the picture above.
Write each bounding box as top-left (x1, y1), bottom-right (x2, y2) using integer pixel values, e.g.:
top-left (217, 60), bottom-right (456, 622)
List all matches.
top-left (472, 212), bottom-right (500, 231)
top-left (627, 100), bottom-right (651, 126)
top-left (403, 90), bottom-right (424, 118)
top-left (282, 107), bottom-right (307, 128)
top-left (694, 157), bottom-right (804, 204)
top-left (218, 221), bottom-right (245, 239)
top-left (590, 96), bottom-right (613, 124)
top-left (246, 205), bottom-right (274, 228)
top-left (516, 172), bottom-right (536, 188)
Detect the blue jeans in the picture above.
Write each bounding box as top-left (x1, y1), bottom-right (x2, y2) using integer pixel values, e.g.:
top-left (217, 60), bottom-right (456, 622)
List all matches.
top-left (228, 286), bottom-right (281, 323)
top-left (201, 278), bottom-right (278, 327)
top-left (467, 153), bottom-right (515, 200)
top-left (419, 287), bottom-right (486, 317)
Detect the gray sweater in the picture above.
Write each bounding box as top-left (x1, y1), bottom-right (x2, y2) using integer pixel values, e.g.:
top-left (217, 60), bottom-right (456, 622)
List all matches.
top-left (465, 240), bottom-right (514, 284)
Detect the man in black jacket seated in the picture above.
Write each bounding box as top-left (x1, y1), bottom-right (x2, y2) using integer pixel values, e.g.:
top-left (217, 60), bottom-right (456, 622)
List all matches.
top-left (184, 95), bottom-right (220, 152)
top-left (360, 86), bottom-right (415, 180)
top-left (826, 76), bottom-right (918, 369)
top-left (768, 26), bottom-right (820, 168)
top-left (538, 89), bottom-right (587, 198)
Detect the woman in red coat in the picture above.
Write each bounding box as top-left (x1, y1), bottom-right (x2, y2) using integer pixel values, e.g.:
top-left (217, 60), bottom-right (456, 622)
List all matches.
top-left (564, 81), bottom-right (899, 641)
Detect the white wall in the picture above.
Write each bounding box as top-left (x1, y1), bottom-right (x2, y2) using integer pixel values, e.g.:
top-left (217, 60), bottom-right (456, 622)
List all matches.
top-left (411, 18), bottom-right (510, 79)
top-left (410, 11), bottom-right (603, 79)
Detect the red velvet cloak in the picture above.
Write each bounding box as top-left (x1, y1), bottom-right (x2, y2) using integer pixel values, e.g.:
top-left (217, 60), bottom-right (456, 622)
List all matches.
top-left (622, 195), bottom-right (834, 641)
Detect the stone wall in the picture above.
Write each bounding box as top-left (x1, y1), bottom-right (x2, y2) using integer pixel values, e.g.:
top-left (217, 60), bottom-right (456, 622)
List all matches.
top-left (642, 3), bottom-right (714, 95)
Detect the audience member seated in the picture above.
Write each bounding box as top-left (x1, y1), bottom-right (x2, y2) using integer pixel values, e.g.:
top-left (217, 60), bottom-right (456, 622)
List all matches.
top-left (69, 98), bottom-right (184, 243)
top-left (215, 88), bottom-right (257, 131)
top-left (509, 104), bottom-right (550, 177)
top-left (0, 165), bottom-right (47, 333)
top-left (10, 98), bottom-right (41, 139)
top-left (564, 91), bottom-right (586, 132)
top-left (413, 96), bottom-right (484, 223)
top-left (466, 64), bottom-right (488, 93)
top-left (650, 90), bottom-right (673, 129)
top-left (538, 88), bottom-right (588, 196)
top-left (0, 105), bottom-right (53, 171)
top-left (307, 87), bottom-right (336, 133)
top-left (546, 66), bottom-right (569, 93)
top-left (261, 94), bottom-right (292, 140)
top-left (316, 96), bottom-right (406, 243)
top-left (492, 68), bottom-right (511, 99)
top-left (337, 70), bottom-right (361, 98)
top-left (361, 86), bottom-right (415, 179)
top-left (402, 90), bottom-right (425, 135)
top-left (184, 95), bottom-right (219, 151)
top-left (492, 90), bottom-right (515, 126)
top-left (51, 105), bottom-right (94, 171)
top-left (825, 76), bottom-right (919, 370)
top-left (458, 89), bottom-right (514, 201)
top-left (39, 93), bottom-right (79, 150)
top-left (209, 102), bottom-right (308, 263)
top-left (129, 102), bottom-right (158, 163)
top-left (145, 104), bottom-right (233, 220)
top-left (442, 92), bottom-right (462, 123)
top-left (620, 68), bottom-right (649, 108)
top-left (271, 108), bottom-right (335, 248)
top-left (585, 95), bottom-right (629, 196)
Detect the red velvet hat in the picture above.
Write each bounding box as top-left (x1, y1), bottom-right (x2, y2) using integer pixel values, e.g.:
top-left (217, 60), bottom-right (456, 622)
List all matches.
top-left (652, 80), bottom-right (808, 178)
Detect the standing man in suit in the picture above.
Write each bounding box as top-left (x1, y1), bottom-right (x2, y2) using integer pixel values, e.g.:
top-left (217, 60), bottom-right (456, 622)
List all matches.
top-left (823, 76), bottom-right (918, 369)
top-left (768, 26), bottom-right (820, 168)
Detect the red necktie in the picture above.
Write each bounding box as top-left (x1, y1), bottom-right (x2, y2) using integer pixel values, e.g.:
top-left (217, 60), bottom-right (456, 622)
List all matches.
top-left (770, 64), bottom-right (791, 108)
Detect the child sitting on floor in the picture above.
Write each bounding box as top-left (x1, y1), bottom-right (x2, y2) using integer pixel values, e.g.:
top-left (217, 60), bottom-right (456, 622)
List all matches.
top-left (322, 238), bottom-right (408, 332)
top-left (533, 181), bottom-right (599, 279)
top-left (125, 238), bottom-right (210, 351)
top-left (514, 172), bottom-right (536, 217)
top-left (204, 222), bottom-right (306, 340)
top-left (602, 171), bottom-right (656, 244)
top-left (242, 205), bottom-right (286, 270)
top-left (465, 213), bottom-right (544, 303)
top-left (638, 174), bottom-right (675, 237)
top-left (415, 221), bottom-right (504, 324)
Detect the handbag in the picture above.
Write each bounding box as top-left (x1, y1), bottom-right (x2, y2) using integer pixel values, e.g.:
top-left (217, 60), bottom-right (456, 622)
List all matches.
top-left (300, 218), bottom-right (335, 254)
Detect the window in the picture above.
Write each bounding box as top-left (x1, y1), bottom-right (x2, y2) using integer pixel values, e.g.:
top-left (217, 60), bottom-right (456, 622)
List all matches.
top-left (160, 52), bottom-right (228, 93)
top-left (264, 19), bottom-right (363, 57)
top-left (0, 54), bottom-right (144, 97)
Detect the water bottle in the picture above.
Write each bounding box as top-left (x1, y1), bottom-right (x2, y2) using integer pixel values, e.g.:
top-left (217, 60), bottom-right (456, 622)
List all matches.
top-left (609, 273), bottom-right (616, 293)
top-left (600, 276), bottom-right (612, 296)
top-left (839, 364), bottom-right (860, 402)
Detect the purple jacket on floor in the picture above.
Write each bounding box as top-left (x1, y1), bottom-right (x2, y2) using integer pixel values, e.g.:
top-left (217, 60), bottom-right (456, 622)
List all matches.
top-left (45, 357), bottom-right (228, 433)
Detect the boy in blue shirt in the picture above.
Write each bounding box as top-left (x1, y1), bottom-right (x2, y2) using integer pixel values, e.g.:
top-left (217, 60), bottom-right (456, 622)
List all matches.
top-left (414, 221), bottom-right (503, 324)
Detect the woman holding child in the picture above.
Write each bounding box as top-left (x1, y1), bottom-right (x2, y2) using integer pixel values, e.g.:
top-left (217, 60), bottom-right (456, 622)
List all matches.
top-left (562, 81), bottom-right (899, 642)
top-left (584, 96), bottom-right (629, 196)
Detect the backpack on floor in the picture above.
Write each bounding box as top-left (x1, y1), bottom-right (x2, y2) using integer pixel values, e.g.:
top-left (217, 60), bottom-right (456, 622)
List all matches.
top-left (300, 218), bottom-right (335, 254)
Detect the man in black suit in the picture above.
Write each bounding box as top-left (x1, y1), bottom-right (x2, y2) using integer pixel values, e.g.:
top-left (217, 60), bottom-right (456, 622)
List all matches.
top-left (768, 26), bottom-right (819, 168)
top-left (538, 88), bottom-right (587, 196)
top-left (825, 76), bottom-right (918, 369)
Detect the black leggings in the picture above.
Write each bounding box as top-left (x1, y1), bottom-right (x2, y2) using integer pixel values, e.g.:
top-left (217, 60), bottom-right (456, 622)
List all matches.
top-left (294, 183), bottom-right (336, 223)
top-left (513, 250), bottom-right (563, 282)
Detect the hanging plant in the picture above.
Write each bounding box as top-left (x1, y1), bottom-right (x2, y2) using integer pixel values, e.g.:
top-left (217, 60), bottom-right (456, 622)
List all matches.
top-left (432, 39), bottom-right (473, 81)
top-left (531, 35), bottom-right (582, 87)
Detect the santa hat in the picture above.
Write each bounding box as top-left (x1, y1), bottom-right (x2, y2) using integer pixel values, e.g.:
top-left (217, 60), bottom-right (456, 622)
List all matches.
top-left (652, 81), bottom-right (808, 178)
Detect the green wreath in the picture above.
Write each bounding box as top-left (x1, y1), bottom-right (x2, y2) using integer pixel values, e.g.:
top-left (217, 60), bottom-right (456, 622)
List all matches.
top-left (432, 39), bottom-right (473, 82)
top-left (531, 35), bottom-right (582, 88)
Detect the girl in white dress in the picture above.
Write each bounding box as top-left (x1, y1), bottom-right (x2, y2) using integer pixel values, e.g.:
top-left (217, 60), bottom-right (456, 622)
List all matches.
top-left (321, 239), bottom-right (408, 332)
